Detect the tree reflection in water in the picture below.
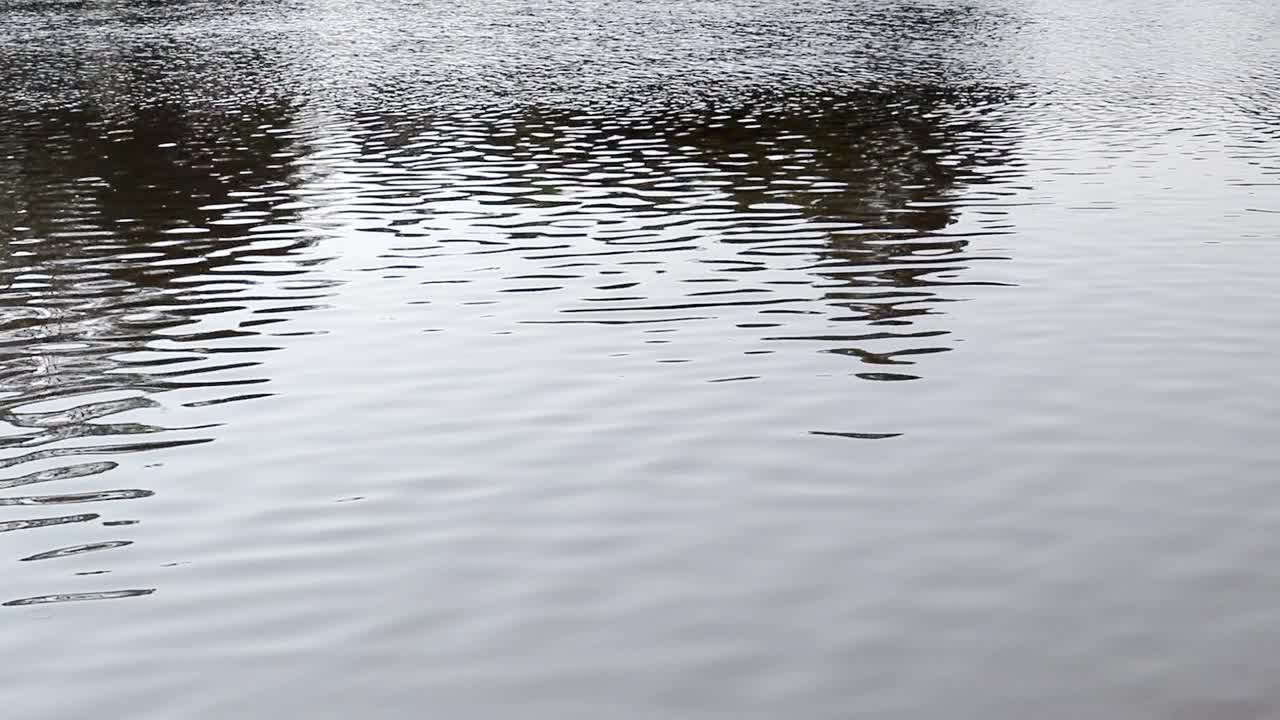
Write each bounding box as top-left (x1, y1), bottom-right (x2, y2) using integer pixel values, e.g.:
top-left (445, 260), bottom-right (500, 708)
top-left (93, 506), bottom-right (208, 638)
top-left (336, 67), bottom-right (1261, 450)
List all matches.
top-left (0, 90), bottom-right (331, 605)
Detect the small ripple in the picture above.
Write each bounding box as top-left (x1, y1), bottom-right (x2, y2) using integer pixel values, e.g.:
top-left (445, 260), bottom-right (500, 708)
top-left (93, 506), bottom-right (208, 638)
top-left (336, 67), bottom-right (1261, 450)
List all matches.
top-left (0, 513), bottom-right (100, 533)
top-left (0, 439), bottom-right (214, 471)
top-left (0, 461), bottom-right (117, 491)
top-left (809, 431), bottom-right (903, 440)
top-left (4, 588), bottom-right (154, 607)
top-left (20, 540), bottom-right (133, 562)
top-left (854, 372), bottom-right (920, 382)
top-left (0, 489), bottom-right (154, 506)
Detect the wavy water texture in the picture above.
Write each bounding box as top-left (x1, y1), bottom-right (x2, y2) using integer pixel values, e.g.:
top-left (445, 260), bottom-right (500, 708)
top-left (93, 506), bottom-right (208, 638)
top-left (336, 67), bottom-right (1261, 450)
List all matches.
top-left (2, 0), bottom-right (1280, 719)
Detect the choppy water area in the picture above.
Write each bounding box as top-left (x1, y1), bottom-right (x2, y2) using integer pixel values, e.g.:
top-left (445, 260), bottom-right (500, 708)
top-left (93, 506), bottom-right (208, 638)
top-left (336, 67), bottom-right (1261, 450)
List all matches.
top-left (2, 0), bottom-right (1279, 716)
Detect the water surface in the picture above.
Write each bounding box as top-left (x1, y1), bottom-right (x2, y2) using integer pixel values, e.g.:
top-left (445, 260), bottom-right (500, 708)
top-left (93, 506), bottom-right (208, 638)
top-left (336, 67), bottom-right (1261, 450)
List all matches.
top-left (3, 1), bottom-right (1280, 717)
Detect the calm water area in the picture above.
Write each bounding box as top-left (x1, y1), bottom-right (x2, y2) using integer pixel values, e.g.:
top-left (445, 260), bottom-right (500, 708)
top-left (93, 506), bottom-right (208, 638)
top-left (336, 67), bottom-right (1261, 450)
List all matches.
top-left (2, 0), bottom-right (1280, 717)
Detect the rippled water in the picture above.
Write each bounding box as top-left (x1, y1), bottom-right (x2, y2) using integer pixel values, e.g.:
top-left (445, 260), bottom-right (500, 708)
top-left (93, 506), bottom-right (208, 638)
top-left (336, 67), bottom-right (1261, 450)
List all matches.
top-left (2, 0), bottom-right (1280, 716)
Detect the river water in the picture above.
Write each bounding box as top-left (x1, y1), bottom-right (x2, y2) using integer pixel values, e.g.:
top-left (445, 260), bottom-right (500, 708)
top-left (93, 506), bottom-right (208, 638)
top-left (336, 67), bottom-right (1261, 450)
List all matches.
top-left (2, 0), bottom-right (1279, 717)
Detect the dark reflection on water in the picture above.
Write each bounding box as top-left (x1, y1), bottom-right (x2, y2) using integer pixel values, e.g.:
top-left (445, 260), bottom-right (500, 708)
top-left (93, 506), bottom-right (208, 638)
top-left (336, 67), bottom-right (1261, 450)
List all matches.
top-left (315, 83), bottom-right (1021, 386)
top-left (0, 0), bottom-right (1026, 633)
top-left (0, 84), bottom-right (333, 606)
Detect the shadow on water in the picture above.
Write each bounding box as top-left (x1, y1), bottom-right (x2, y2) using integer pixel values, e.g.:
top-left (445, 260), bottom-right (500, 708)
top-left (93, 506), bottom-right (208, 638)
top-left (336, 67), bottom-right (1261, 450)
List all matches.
top-left (0, 90), bottom-right (331, 606)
